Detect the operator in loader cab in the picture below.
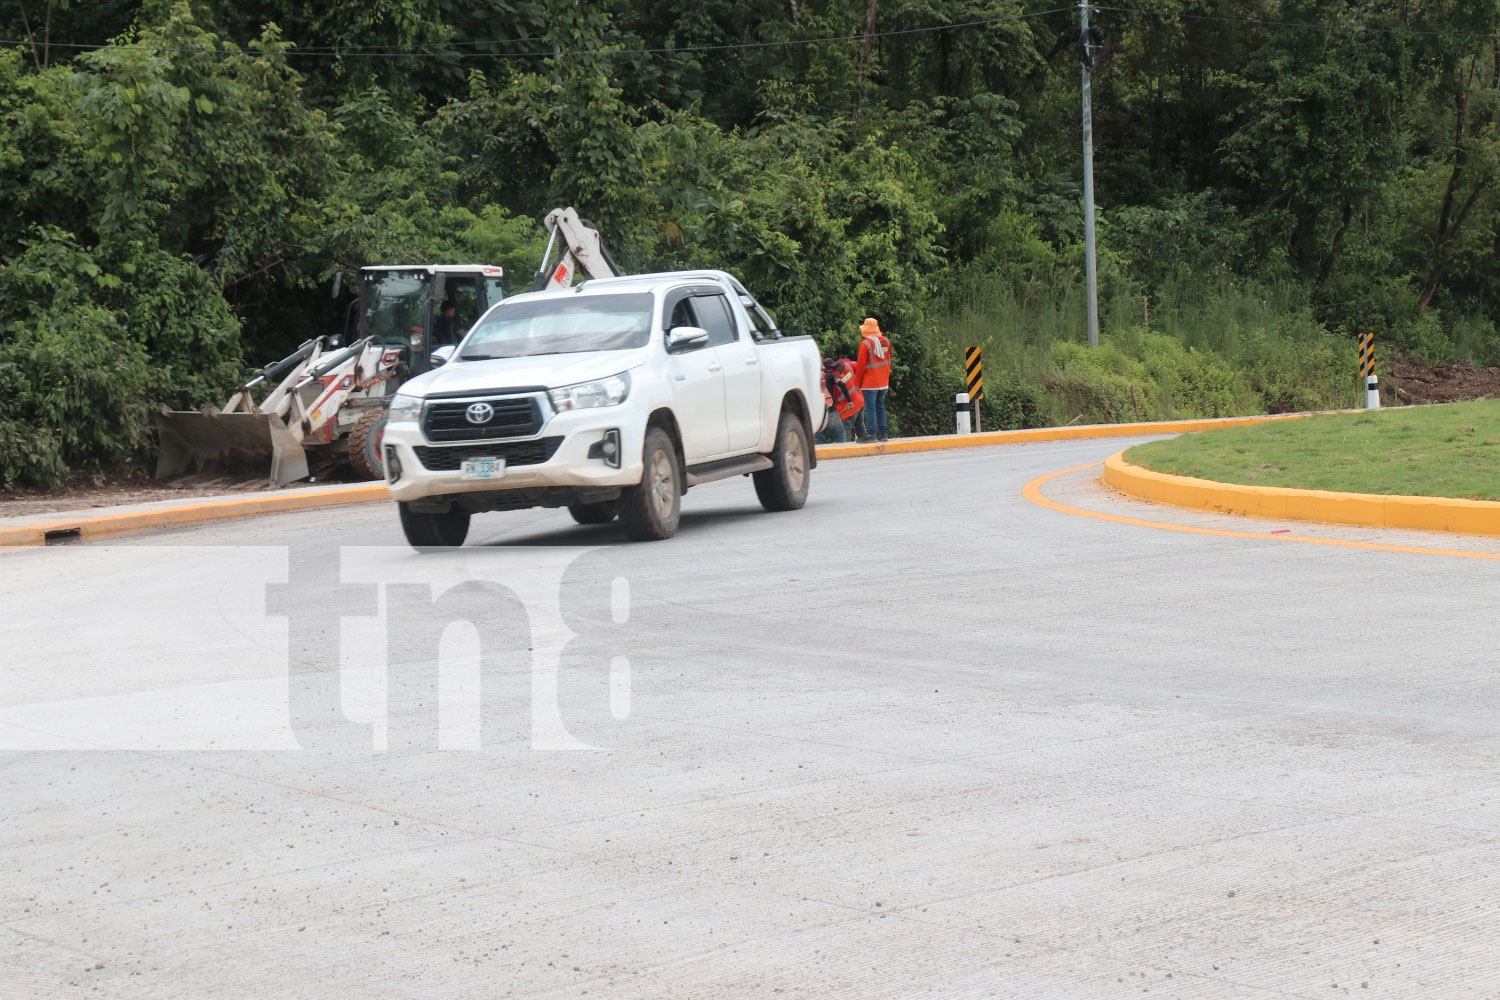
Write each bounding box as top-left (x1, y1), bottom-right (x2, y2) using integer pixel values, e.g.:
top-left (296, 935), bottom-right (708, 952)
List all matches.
top-left (433, 299), bottom-right (462, 345)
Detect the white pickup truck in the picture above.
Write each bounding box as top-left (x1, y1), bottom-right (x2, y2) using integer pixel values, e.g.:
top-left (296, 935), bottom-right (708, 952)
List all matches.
top-left (380, 270), bottom-right (826, 547)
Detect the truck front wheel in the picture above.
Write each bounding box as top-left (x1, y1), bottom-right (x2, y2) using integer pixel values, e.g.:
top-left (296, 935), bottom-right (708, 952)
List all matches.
top-left (754, 411), bottom-right (811, 512)
top-left (399, 502), bottom-right (470, 550)
top-left (618, 427), bottom-right (682, 541)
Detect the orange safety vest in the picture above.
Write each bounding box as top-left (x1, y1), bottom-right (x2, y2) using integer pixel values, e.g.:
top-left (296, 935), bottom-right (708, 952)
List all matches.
top-left (855, 334), bottom-right (892, 390)
top-left (831, 359), bottom-right (864, 419)
top-left (836, 386), bottom-right (863, 421)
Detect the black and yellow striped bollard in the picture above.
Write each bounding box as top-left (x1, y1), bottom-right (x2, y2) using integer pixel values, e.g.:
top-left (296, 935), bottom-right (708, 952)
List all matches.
top-left (964, 347), bottom-right (984, 432)
top-left (1358, 332), bottom-right (1380, 410)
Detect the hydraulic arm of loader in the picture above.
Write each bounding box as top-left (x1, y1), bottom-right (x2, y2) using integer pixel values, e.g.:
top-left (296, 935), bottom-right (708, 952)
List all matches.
top-left (533, 207), bottom-right (621, 291)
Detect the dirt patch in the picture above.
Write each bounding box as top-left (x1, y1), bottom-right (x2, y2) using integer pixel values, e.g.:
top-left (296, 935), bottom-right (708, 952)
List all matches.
top-left (1388, 358), bottom-right (1500, 404)
top-left (0, 470), bottom-right (358, 518)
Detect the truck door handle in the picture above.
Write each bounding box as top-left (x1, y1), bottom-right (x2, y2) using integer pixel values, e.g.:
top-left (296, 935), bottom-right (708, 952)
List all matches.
top-left (707, 363), bottom-right (723, 373)
top-left (743, 356), bottom-right (759, 366)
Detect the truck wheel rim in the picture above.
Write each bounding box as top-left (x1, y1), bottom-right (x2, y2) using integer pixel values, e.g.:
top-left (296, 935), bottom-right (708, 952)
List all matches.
top-left (785, 430), bottom-right (806, 493)
top-left (651, 450), bottom-right (675, 514)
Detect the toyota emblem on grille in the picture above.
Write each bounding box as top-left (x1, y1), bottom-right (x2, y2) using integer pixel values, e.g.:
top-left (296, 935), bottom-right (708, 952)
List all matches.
top-left (465, 402), bottom-right (495, 425)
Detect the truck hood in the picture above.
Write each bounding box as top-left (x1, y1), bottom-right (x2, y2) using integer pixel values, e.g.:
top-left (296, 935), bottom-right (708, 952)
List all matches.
top-left (404, 351), bottom-right (645, 397)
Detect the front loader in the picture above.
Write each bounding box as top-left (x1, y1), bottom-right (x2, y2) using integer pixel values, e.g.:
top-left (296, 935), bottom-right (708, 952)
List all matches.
top-left (154, 263), bottom-right (506, 485)
top-left (155, 336), bottom-right (407, 485)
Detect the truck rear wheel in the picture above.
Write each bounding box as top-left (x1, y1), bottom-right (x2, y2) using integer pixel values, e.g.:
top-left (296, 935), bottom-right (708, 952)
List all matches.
top-left (618, 427), bottom-right (681, 541)
top-left (399, 502), bottom-right (470, 550)
top-left (754, 411), bottom-right (810, 512)
top-left (568, 500), bottom-right (620, 525)
top-left (348, 409), bottom-right (387, 481)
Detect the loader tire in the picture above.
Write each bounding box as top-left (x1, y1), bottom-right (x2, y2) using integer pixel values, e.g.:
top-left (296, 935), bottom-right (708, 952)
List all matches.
top-left (753, 411), bottom-right (811, 512)
top-left (568, 500), bottom-right (620, 525)
top-left (618, 427), bottom-right (681, 541)
top-left (399, 502), bottom-right (470, 550)
top-left (348, 409), bottom-right (387, 481)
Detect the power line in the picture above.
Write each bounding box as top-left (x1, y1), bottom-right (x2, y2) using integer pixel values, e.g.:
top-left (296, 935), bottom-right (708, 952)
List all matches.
top-left (0, 33), bottom-right (556, 54)
top-left (0, 37), bottom-right (551, 58)
top-left (0, 8), bottom-right (1074, 60)
top-left (1098, 5), bottom-right (1500, 42)
top-left (248, 36), bottom-right (553, 54)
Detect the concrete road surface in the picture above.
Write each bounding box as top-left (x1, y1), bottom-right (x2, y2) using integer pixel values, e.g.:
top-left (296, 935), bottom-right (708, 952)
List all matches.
top-left (4, 437), bottom-right (1500, 999)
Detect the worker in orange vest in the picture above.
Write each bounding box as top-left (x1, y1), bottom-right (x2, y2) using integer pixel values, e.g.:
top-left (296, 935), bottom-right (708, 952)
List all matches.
top-left (831, 357), bottom-right (864, 439)
top-left (818, 371), bottom-right (843, 443)
top-left (818, 357), bottom-right (864, 442)
top-left (852, 317), bottom-right (892, 441)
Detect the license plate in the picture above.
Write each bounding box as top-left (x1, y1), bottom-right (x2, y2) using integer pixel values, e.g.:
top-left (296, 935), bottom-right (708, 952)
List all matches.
top-left (460, 457), bottom-right (505, 480)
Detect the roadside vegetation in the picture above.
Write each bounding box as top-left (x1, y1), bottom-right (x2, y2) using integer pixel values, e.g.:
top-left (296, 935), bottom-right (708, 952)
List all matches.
top-left (1124, 401), bottom-right (1500, 500)
top-left (3, 0), bottom-right (1500, 487)
top-left (934, 269), bottom-right (1359, 429)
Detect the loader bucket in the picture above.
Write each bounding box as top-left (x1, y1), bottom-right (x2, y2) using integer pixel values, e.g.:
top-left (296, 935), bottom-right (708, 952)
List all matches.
top-left (155, 407), bottom-right (310, 485)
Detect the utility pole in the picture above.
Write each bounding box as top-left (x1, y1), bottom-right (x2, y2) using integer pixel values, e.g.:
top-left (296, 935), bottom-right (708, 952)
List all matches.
top-left (1080, 1), bottom-right (1101, 347)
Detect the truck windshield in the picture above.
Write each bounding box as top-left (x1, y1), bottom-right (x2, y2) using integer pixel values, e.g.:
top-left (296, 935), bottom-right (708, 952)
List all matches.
top-left (460, 293), bottom-right (653, 359)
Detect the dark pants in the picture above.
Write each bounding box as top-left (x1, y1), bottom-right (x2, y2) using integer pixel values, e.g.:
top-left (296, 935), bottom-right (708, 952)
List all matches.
top-left (863, 388), bottom-right (889, 440)
top-left (817, 407), bottom-right (848, 444)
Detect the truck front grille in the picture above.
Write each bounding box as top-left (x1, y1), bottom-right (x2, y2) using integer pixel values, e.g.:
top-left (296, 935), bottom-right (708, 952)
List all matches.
top-left (413, 438), bottom-right (564, 471)
top-left (423, 396), bottom-right (543, 441)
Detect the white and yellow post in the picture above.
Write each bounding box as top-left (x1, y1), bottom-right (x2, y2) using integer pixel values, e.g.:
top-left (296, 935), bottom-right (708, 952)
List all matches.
top-left (1359, 332), bottom-right (1380, 409)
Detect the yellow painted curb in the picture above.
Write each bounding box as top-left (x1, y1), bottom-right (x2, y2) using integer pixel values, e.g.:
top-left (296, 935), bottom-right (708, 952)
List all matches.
top-left (815, 411), bottom-right (1312, 460)
top-left (1103, 452), bottom-right (1500, 537)
top-left (0, 483), bottom-right (390, 547)
top-left (0, 411), bottom-right (1313, 547)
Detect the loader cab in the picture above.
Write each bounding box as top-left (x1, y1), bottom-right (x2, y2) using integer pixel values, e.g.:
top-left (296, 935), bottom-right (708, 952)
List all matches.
top-left (358, 265), bottom-right (506, 377)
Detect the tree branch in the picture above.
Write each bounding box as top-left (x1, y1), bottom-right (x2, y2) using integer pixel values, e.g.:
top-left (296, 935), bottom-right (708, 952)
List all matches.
top-left (42, 0), bottom-right (53, 69)
top-left (1419, 59), bottom-right (1493, 314)
top-left (853, 0), bottom-right (877, 120)
top-left (16, 0), bottom-right (43, 72)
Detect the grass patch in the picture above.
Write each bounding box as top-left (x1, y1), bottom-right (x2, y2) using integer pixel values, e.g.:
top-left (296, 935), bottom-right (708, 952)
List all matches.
top-left (1125, 401), bottom-right (1500, 500)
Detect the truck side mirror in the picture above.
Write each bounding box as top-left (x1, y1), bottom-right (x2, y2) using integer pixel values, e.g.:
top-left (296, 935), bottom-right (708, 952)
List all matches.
top-left (666, 326), bottom-right (710, 352)
top-left (430, 345), bottom-right (456, 366)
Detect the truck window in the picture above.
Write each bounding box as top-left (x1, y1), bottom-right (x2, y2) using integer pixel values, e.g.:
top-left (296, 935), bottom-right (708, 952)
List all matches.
top-left (739, 296), bottom-right (780, 341)
top-left (693, 294), bottom-right (738, 348)
top-left (463, 292), bottom-right (654, 359)
top-left (667, 297), bottom-right (696, 331)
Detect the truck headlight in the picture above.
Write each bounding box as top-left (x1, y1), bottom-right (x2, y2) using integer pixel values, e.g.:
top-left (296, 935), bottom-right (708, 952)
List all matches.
top-left (387, 394), bottom-right (423, 424)
top-left (549, 373), bottom-right (630, 411)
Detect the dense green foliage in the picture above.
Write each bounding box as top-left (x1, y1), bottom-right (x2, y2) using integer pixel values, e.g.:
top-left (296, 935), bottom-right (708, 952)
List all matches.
top-left (2, 0), bottom-right (1497, 484)
top-left (1126, 400), bottom-right (1500, 499)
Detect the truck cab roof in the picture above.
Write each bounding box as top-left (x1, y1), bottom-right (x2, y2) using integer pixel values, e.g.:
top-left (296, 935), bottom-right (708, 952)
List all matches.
top-left (587, 270), bottom-right (750, 294)
top-left (502, 270), bottom-right (752, 307)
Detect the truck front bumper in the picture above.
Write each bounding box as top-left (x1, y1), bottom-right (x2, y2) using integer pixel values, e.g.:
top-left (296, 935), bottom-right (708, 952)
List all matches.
top-left (381, 408), bottom-right (647, 504)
